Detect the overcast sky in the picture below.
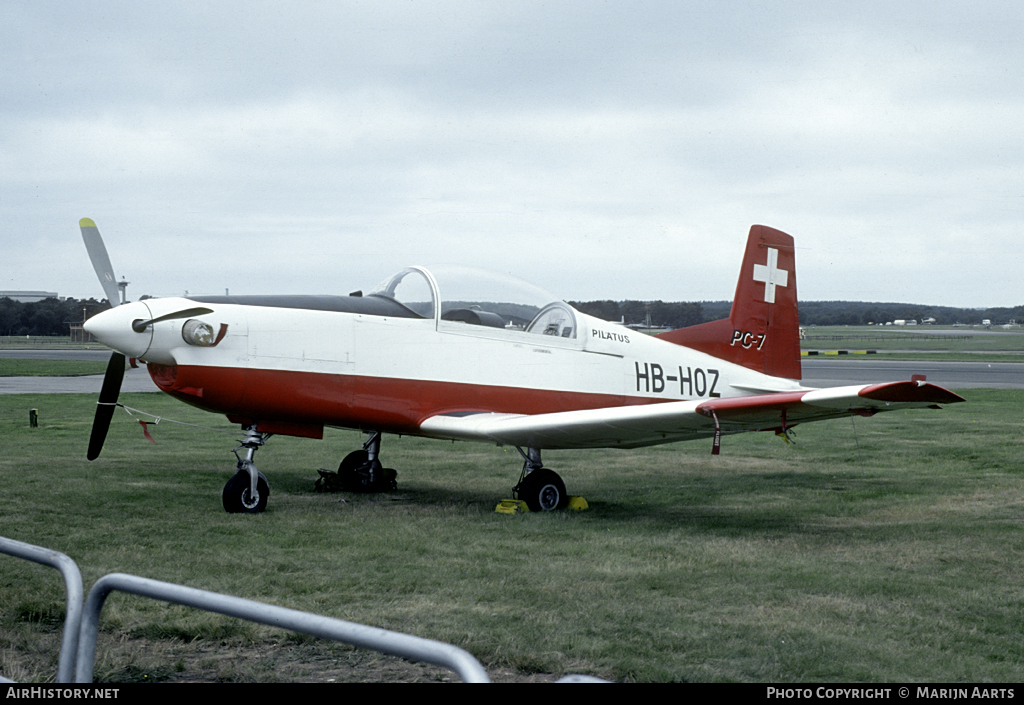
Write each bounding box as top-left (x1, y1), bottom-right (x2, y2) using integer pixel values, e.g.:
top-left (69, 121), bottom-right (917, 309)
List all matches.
top-left (3, 1), bottom-right (1022, 308)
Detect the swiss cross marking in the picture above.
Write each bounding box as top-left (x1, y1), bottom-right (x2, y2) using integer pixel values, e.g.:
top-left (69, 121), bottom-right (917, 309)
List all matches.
top-left (752, 247), bottom-right (789, 304)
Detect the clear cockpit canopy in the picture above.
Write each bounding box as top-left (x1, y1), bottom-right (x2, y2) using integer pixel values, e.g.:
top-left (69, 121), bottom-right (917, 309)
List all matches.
top-left (366, 265), bottom-right (577, 338)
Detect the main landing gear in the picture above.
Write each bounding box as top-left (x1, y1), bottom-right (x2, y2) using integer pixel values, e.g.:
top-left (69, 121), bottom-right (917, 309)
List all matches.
top-left (223, 425), bottom-right (271, 513)
top-left (513, 447), bottom-right (568, 512)
top-left (334, 430), bottom-right (398, 493)
top-left (221, 429), bottom-right (563, 513)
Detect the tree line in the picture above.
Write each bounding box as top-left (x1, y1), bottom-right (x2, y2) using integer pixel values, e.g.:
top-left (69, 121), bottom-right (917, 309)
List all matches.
top-left (572, 299), bottom-right (1024, 328)
top-left (569, 300), bottom-right (704, 329)
top-left (2, 295), bottom-right (1022, 337)
top-left (0, 297), bottom-right (110, 337)
top-left (792, 301), bottom-right (1024, 327)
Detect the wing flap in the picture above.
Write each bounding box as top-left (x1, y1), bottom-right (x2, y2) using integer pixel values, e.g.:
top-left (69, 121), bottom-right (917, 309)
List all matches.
top-left (419, 400), bottom-right (711, 449)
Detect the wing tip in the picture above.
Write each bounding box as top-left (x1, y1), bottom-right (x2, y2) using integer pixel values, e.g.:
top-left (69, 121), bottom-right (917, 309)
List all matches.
top-left (80, 217), bottom-right (96, 228)
top-left (860, 381), bottom-right (965, 405)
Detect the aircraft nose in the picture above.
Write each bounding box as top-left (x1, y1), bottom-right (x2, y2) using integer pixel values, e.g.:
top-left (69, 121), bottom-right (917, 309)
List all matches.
top-left (84, 301), bottom-right (153, 359)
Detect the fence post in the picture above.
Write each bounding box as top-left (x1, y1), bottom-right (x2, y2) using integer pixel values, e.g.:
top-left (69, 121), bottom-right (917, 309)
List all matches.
top-left (0, 536), bottom-right (83, 683)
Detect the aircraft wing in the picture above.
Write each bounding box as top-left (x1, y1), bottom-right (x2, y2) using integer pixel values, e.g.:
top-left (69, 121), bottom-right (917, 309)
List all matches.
top-left (418, 381), bottom-right (965, 451)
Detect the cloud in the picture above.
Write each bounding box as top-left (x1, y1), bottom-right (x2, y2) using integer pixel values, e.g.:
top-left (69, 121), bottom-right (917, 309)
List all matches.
top-left (2, 1), bottom-right (1023, 307)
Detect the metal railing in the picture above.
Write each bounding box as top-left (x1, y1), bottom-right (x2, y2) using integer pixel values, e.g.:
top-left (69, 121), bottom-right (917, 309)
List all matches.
top-left (76, 573), bottom-right (489, 683)
top-left (1, 536), bottom-right (489, 683)
top-left (0, 537), bottom-right (83, 683)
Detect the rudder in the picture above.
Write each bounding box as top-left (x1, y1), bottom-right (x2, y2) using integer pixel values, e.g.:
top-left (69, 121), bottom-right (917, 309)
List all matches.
top-left (655, 225), bottom-right (801, 380)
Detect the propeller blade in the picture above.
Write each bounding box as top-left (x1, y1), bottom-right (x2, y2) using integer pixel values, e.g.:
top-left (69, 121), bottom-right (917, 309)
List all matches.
top-left (130, 307), bottom-right (215, 333)
top-left (80, 218), bottom-right (122, 307)
top-left (87, 352), bottom-right (126, 460)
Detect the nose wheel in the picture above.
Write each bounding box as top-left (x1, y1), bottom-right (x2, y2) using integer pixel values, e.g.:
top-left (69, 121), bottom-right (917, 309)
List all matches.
top-left (223, 467), bottom-right (269, 513)
top-left (223, 426), bottom-right (272, 513)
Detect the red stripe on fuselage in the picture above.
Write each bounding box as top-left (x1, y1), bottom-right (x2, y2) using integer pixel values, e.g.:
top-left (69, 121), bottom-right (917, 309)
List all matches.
top-left (149, 364), bottom-right (655, 436)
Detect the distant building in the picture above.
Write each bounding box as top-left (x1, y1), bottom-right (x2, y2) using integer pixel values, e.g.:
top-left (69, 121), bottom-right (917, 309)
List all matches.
top-left (0, 290), bottom-right (61, 303)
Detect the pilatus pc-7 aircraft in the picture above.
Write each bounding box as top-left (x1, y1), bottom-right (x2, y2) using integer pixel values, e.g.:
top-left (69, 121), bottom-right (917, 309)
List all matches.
top-left (81, 219), bottom-right (964, 513)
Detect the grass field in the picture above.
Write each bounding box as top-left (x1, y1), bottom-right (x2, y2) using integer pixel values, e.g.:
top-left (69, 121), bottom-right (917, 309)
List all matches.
top-left (0, 359), bottom-right (113, 377)
top-left (802, 325), bottom-right (1024, 356)
top-left (1, 387), bottom-right (1022, 682)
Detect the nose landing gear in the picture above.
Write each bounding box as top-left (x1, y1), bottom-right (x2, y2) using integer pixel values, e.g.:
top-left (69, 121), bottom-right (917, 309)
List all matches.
top-left (223, 426), bottom-right (271, 513)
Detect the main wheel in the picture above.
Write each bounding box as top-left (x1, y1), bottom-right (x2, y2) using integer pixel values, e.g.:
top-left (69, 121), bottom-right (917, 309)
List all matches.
top-left (223, 471), bottom-right (269, 513)
top-left (517, 468), bottom-right (567, 512)
top-left (338, 449), bottom-right (369, 474)
top-left (336, 449), bottom-right (397, 492)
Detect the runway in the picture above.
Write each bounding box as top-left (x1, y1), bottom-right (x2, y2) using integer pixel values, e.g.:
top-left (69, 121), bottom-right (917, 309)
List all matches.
top-left (0, 367), bottom-right (160, 394)
top-left (2, 351), bottom-right (1022, 393)
top-left (0, 349), bottom-right (114, 362)
top-left (801, 358), bottom-right (1024, 390)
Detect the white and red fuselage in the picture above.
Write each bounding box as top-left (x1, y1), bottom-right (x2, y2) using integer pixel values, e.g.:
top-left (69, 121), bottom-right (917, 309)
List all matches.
top-left (84, 283), bottom-right (802, 443)
top-left (84, 225), bottom-right (962, 453)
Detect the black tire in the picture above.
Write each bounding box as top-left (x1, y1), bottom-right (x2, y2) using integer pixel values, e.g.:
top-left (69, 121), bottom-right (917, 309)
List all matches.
top-left (337, 449), bottom-right (397, 492)
top-left (223, 471), bottom-right (269, 513)
top-left (338, 449), bottom-right (369, 474)
top-left (517, 468), bottom-right (567, 512)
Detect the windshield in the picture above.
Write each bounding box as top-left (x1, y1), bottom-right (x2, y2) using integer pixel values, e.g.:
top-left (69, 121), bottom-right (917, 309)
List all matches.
top-left (367, 264), bottom-right (577, 338)
top-left (366, 267), bottom-right (435, 318)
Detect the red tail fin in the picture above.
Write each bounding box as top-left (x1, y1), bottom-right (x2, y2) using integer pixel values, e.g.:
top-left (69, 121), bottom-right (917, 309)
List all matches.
top-left (655, 225), bottom-right (801, 380)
